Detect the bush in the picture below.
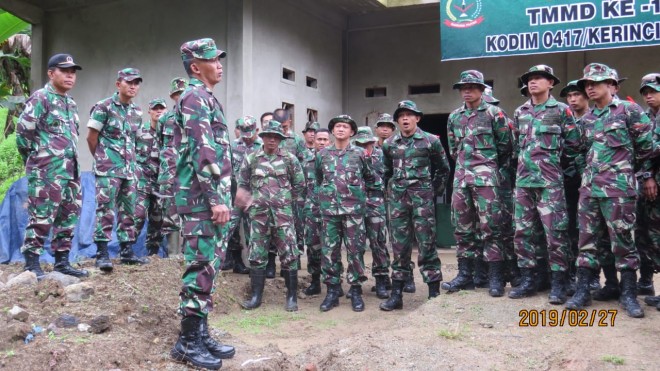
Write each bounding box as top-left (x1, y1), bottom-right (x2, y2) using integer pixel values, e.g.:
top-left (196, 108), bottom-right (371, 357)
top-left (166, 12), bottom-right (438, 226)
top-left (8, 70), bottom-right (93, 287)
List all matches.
top-left (0, 131), bottom-right (25, 203)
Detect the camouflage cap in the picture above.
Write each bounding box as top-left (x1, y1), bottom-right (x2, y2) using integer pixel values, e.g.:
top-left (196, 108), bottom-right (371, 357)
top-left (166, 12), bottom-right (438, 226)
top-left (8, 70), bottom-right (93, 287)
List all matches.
top-left (117, 68), bottom-right (142, 82)
top-left (259, 120), bottom-right (287, 140)
top-left (47, 53), bottom-right (82, 70)
top-left (639, 73), bottom-right (660, 94)
top-left (393, 100), bottom-right (423, 120)
top-left (302, 121), bottom-right (320, 133)
top-left (520, 64), bottom-right (560, 86)
top-left (482, 85), bottom-right (500, 105)
top-left (577, 63), bottom-right (618, 89)
top-left (559, 80), bottom-right (586, 98)
top-left (375, 113), bottom-right (396, 129)
top-left (180, 38), bottom-right (227, 61)
top-left (236, 115), bottom-right (258, 138)
top-left (148, 98), bottom-right (167, 109)
top-left (328, 114), bottom-right (358, 136)
top-left (353, 126), bottom-right (377, 144)
top-left (452, 70), bottom-right (487, 89)
top-left (169, 77), bottom-right (187, 97)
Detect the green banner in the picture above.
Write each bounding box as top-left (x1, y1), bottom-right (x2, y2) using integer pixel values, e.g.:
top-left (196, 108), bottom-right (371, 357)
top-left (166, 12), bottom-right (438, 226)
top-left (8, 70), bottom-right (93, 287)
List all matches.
top-left (440, 0), bottom-right (660, 60)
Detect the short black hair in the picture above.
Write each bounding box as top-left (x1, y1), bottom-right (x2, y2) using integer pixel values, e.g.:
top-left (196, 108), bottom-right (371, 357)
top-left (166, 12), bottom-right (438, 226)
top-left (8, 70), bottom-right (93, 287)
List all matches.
top-left (273, 108), bottom-right (289, 123)
top-left (316, 128), bottom-right (330, 135)
top-left (260, 111), bottom-right (273, 122)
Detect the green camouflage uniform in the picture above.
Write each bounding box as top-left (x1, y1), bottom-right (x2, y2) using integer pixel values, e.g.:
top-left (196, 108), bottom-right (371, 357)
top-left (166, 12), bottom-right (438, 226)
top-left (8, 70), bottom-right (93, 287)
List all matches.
top-left (17, 82), bottom-right (82, 255)
top-left (302, 147), bottom-right (323, 275)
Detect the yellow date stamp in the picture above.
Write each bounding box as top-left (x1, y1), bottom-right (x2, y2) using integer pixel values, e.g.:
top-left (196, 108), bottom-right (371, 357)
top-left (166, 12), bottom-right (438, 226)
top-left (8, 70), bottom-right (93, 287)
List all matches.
top-left (519, 309), bottom-right (617, 327)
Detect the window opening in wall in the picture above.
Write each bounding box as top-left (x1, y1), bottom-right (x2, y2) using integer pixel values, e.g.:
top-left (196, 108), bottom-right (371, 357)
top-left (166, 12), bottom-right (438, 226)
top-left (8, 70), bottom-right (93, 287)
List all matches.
top-left (365, 87), bottom-right (387, 98)
top-left (307, 109), bottom-right (318, 122)
top-left (282, 102), bottom-right (295, 129)
top-left (409, 83), bottom-right (440, 95)
top-left (282, 67), bottom-right (295, 82)
top-left (306, 76), bottom-right (318, 89)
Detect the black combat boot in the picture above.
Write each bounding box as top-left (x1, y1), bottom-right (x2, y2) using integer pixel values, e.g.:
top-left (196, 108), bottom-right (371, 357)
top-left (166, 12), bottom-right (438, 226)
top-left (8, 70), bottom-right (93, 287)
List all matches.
top-left (242, 269), bottom-right (266, 310)
top-left (220, 251), bottom-right (234, 271)
top-left (94, 241), bottom-right (113, 272)
top-left (349, 285), bottom-right (365, 312)
top-left (369, 275), bottom-right (392, 291)
top-left (506, 258), bottom-right (522, 287)
top-left (473, 258), bottom-right (489, 288)
top-left (488, 261), bottom-right (505, 297)
top-left (441, 258), bottom-right (475, 292)
top-left (379, 280), bottom-right (404, 311)
top-left (119, 242), bottom-right (149, 265)
top-left (593, 264), bottom-right (620, 301)
top-left (146, 244), bottom-right (160, 256)
top-left (345, 284), bottom-right (358, 299)
top-left (644, 295), bottom-right (660, 307)
top-left (566, 265), bottom-right (577, 296)
top-left (428, 281), bottom-right (440, 299)
top-left (265, 252), bottom-right (276, 279)
top-left (403, 274), bottom-right (416, 293)
top-left (535, 258), bottom-right (551, 292)
top-left (588, 267), bottom-right (601, 291)
top-left (200, 316), bottom-right (235, 359)
top-left (54, 250), bottom-right (89, 278)
top-left (320, 284), bottom-right (340, 312)
top-left (619, 269), bottom-right (644, 318)
top-left (284, 270), bottom-right (298, 312)
top-left (637, 262), bottom-right (655, 296)
top-left (23, 251), bottom-right (45, 280)
top-left (508, 268), bottom-right (536, 299)
top-left (232, 250), bottom-right (249, 274)
top-left (170, 316), bottom-right (222, 370)
top-left (566, 267), bottom-right (593, 310)
top-left (548, 271), bottom-right (567, 304)
top-left (304, 273), bottom-right (321, 296)
top-left (374, 275), bottom-right (390, 299)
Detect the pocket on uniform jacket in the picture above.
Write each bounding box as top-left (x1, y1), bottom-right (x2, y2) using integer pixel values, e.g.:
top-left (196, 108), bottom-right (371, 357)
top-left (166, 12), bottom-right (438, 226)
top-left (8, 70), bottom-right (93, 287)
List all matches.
top-left (346, 171), bottom-right (361, 186)
top-left (604, 122), bottom-right (631, 148)
top-left (538, 125), bottom-right (561, 150)
top-left (474, 127), bottom-right (495, 150)
top-left (47, 118), bottom-right (66, 134)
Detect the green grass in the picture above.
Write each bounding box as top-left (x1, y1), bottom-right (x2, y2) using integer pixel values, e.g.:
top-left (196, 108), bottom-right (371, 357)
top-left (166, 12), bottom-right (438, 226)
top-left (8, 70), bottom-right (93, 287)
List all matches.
top-left (212, 309), bottom-right (305, 334)
top-left (438, 323), bottom-right (465, 340)
top-left (601, 355), bottom-right (625, 365)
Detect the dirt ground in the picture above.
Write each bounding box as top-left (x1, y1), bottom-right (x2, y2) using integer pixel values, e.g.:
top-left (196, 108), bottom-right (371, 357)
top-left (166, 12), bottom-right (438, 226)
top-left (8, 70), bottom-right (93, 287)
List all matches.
top-left (1, 249), bottom-right (659, 371)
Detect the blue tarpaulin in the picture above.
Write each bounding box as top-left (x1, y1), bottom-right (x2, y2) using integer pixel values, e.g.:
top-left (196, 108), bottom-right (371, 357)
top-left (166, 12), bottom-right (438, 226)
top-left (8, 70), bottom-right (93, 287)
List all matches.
top-left (0, 172), bottom-right (164, 264)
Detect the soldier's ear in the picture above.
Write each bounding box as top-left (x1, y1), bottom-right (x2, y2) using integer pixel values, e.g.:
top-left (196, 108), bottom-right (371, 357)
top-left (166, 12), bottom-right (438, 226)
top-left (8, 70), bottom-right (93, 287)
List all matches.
top-left (190, 61), bottom-right (201, 75)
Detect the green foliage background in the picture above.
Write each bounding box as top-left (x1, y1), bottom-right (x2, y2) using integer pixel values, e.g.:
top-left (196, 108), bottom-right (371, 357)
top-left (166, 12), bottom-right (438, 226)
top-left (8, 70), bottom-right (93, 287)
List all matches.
top-left (0, 107), bottom-right (24, 203)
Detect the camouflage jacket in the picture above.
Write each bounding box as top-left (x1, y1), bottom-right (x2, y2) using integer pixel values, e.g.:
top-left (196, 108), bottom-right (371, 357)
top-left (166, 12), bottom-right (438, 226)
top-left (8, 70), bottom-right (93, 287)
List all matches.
top-left (157, 110), bottom-right (178, 195)
top-left (174, 78), bottom-right (232, 214)
top-left (580, 99), bottom-right (653, 197)
top-left (513, 96), bottom-right (581, 188)
top-left (238, 148), bottom-right (305, 212)
top-left (280, 131), bottom-right (307, 162)
top-left (647, 108), bottom-right (660, 181)
top-left (87, 92), bottom-right (142, 179)
top-left (364, 146), bottom-right (386, 212)
top-left (448, 100), bottom-right (512, 188)
top-left (17, 83), bottom-right (80, 180)
top-left (135, 121), bottom-right (159, 193)
top-left (231, 137), bottom-right (263, 179)
top-left (316, 144), bottom-right (383, 216)
top-left (302, 149), bottom-right (319, 215)
top-left (383, 127), bottom-right (450, 195)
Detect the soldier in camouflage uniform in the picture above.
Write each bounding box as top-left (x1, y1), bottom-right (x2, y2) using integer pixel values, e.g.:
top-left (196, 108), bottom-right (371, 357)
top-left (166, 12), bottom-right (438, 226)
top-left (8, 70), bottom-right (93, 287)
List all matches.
top-left (353, 126), bottom-right (391, 299)
top-left (316, 115), bottom-right (382, 312)
top-left (134, 98), bottom-right (167, 256)
top-left (16, 53), bottom-right (88, 279)
top-left (375, 113), bottom-right (396, 148)
top-left (157, 77), bottom-right (187, 254)
top-left (169, 39), bottom-right (235, 370)
top-left (224, 116), bottom-right (262, 274)
top-left (566, 63), bottom-right (654, 319)
top-left (302, 120), bottom-right (318, 152)
top-left (380, 101), bottom-right (450, 311)
top-left (442, 71), bottom-right (512, 297)
top-left (237, 120), bottom-right (305, 312)
top-left (87, 68), bottom-right (147, 270)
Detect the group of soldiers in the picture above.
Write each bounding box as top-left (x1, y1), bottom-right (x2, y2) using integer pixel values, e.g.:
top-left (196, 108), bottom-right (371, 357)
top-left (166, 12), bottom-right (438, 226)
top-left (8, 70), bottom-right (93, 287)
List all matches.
top-left (15, 36), bottom-right (659, 370)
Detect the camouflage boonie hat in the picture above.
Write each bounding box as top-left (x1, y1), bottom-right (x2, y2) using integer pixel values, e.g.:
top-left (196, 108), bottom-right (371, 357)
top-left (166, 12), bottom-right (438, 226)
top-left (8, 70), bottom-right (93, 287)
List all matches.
top-left (353, 126), bottom-right (377, 144)
top-left (236, 115), bottom-right (258, 138)
top-left (302, 121), bottom-right (320, 133)
top-left (259, 120), bottom-right (287, 140)
top-left (180, 38), bottom-right (227, 61)
top-left (453, 70), bottom-right (487, 89)
top-left (393, 100), bottom-right (423, 120)
top-left (482, 85), bottom-right (500, 105)
top-left (520, 83), bottom-right (529, 97)
top-left (375, 113), bottom-right (396, 129)
top-left (612, 69), bottom-right (627, 84)
top-left (559, 80), bottom-right (585, 98)
top-left (148, 98), bottom-right (167, 109)
top-left (520, 64), bottom-right (560, 86)
top-left (117, 68), bottom-right (142, 82)
top-left (578, 63), bottom-right (618, 89)
top-left (328, 114), bottom-right (358, 136)
top-left (639, 73), bottom-right (660, 93)
top-left (169, 77), bottom-right (187, 96)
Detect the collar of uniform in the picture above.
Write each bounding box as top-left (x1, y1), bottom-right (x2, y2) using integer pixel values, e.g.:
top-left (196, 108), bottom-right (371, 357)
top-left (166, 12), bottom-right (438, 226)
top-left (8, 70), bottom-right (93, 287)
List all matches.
top-left (188, 77), bottom-right (212, 93)
top-left (545, 95), bottom-right (559, 107)
top-left (45, 82), bottom-right (67, 97)
top-left (256, 148), bottom-right (280, 157)
top-left (460, 99), bottom-right (489, 112)
top-left (393, 127), bottom-right (423, 142)
top-left (111, 91), bottom-right (134, 108)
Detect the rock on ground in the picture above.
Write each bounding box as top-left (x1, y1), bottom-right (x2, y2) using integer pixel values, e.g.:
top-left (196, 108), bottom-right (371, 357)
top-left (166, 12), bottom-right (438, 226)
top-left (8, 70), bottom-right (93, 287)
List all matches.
top-left (64, 282), bottom-right (95, 302)
top-left (6, 271), bottom-right (38, 288)
top-left (43, 271), bottom-right (81, 287)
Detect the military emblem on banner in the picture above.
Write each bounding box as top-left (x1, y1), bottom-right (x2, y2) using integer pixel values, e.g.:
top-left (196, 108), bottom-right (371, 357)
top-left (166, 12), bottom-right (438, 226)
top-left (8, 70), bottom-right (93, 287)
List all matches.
top-left (444, 0), bottom-right (484, 29)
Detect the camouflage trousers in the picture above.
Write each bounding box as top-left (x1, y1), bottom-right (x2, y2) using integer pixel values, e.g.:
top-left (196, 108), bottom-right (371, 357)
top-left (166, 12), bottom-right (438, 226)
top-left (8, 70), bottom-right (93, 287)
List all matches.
top-left (452, 185), bottom-right (504, 262)
top-left (160, 197), bottom-right (180, 234)
top-left (497, 184), bottom-right (515, 261)
top-left (514, 187), bottom-right (569, 272)
top-left (134, 190), bottom-right (164, 249)
top-left (179, 212), bottom-right (223, 318)
top-left (248, 206), bottom-right (299, 270)
top-left (564, 175), bottom-right (581, 265)
top-left (94, 176), bottom-right (137, 243)
top-left (635, 192), bottom-right (660, 272)
top-left (304, 206), bottom-right (323, 275)
top-left (21, 177), bottom-right (81, 255)
top-left (388, 187), bottom-right (442, 283)
top-left (365, 203), bottom-right (390, 276)
top-left (321, 214), bottom-right (367, 285)
top-left (576, 195), bottom-right (639, 271)
top-left (228, 210), bottom-right (250, 252)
